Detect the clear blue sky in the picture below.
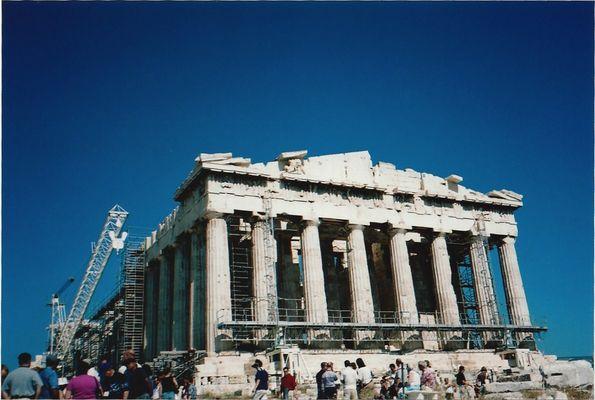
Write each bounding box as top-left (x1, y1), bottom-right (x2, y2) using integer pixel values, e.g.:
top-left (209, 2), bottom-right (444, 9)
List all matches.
top-left (3, 2), bottom-right (593, 368)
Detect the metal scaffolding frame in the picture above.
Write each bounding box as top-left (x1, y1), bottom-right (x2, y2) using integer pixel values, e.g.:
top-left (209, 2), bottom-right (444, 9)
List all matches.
top-left (216, 306), bottom-right (547, 349)
top-left (215, 219), bottom-right (546, 351)
top-left (119, 235), bottom-right (146, 360)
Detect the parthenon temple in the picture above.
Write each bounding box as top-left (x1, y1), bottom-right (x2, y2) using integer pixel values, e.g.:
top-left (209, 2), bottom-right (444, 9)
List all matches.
top-left (142, 150), bottom-right (544, 361)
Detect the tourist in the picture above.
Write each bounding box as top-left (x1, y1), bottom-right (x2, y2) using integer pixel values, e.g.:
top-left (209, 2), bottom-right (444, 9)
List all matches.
top-left (406, 365), bottom-right (420, 391)
top-left (355, 358), bottom-right (373, 394)
top-left (322, 363), bottom-right (338, 399)
top-left (280, 367), bottom-right (297, 400)
top-left (180, 375), bottom-right (197, 400)
top-left (38, 354), bottom-right (60, 399)
top-left (1, 353), bottom-right (44, 400)
top-left (157, 368), bottom-right (178, 400)
top-left (140, 364), bottom-right (155, 398)
top-left (86, 359), bottom-right (101, 383)
top-left (101, 365), bottom-right (127, 399)
top-left (442, 378), bottom-right (456, 400)
top-left (64, 360), bottom-right (102, 399)
top-left (340, 362), bottom-right (358, 400)
top-left (1, 365), bottom-right (8, 383)
top-left (316, 362), bottom-right (327, 399)
top-left (119, 350), bottom-right (137, 375)
top-left (125, 358), bottom-right (152, 399)
top-left (419, 361), bottom-right (436, 390)
top-left (97, 355), bottom-right (111, 381)
top-left (377, 377), bottom-right (397, 400)
top-left (474, 366), bottom-right (488, 397)
top-left (251, 359), bottom-right (269, 400)
top-left (455, 366), bottom-right (471, 400)
top-left (386, 364), bottom-right (397, 380)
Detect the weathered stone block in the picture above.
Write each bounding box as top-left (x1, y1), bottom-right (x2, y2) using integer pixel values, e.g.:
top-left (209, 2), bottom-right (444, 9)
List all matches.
top-left (485, 381), bottom-right (543, 393)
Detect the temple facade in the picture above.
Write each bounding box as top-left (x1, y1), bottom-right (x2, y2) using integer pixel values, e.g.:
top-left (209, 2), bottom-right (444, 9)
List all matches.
top-left (142, 151), bottom-right (542, 360)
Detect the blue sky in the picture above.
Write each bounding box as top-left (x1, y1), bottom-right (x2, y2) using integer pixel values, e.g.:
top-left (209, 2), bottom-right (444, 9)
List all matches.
top-left (3, 2), bottom-right (593, 368)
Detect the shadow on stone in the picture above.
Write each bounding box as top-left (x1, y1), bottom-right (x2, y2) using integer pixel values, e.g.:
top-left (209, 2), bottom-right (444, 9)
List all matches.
top-left (216, 334), bottom-right (236, 352)
top-left (402, 334), bottom-right (424, 352)
top-left (443, 336), bottom-right (466, 351)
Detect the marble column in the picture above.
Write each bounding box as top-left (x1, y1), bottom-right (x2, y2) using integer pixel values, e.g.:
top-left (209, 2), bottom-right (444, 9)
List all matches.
top-left (469, 236), bottom-right (499, 325)
top-left (205, 215), bottom-right (232, 355)
top-left (499, 237), bottom-right (531, 326)
top-left (143, 265), bottom-right (155, 360)
top-left (172, 241), bottom-right (188, 350)
top-left (252, 220), bottom-right (274, 324)
top-left (347, 224), bottom-right (375, 341)
top-left (157, 254), bottom-right (173, 352)
top-left (388, 228), bottom-right (419, 324)
top-left (300, 220), bottom-right (329, 325)
top-left (430, 233), bottom-right (460, 325)
top-left (189, 230), bottom-right (204, 350)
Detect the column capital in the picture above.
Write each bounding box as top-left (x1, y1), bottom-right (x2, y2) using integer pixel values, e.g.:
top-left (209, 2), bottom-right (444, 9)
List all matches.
top-left (387, 227), bottom-right (408, 237)
top-left (347, 223), bottom-right (364, 231)
top-left (433, 231), bottom-right (448, 239)
top-left (502, 236), bottom-right (517, 245)
top-left (302, 218), bottom-right (320, 227)
top-left (203, 211), bottom-right (226, 221)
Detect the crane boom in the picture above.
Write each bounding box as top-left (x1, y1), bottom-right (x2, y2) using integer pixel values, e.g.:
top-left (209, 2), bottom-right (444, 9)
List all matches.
top-left (54, 205), bottom-right (128, 359)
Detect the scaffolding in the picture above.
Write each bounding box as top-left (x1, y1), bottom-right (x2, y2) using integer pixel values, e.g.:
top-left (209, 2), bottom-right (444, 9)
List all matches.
top-left (227, 217), bottom-right (253, 322)
top-left (217, 306), bottom-right (547, 349)
top-left (119, 235), bottom-right (146, 360)
top-left (216, 220), bottom-right (546, 351)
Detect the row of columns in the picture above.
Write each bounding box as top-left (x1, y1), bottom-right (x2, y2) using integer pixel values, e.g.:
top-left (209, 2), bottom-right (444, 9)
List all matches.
top-left (146, 214), bottom-right (532, 356)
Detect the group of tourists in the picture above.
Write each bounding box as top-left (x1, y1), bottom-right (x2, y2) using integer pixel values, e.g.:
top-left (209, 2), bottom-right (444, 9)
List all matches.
top-left (251, 356), bottom-right (493, 400)
top-left (0, 351), bottom-right (197, 400)
top-left (314, 358), bottom-right (374, 400)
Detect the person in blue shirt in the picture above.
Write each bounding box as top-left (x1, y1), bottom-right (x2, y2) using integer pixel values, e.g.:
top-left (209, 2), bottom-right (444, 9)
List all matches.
top-left (251, 359), bottom-right (269, 400)
top-left (38, 355), bottom-right (60, 399)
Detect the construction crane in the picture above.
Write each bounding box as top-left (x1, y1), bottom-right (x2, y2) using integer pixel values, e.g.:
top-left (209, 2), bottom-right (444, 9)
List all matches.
top-left (53, 205), bottom-right (129, 360)
top-left (47, 277), bottom-right (75, 354)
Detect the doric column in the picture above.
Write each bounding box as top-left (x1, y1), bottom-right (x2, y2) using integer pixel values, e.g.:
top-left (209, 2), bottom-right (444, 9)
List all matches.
top-left (172, 241), bottom-right (188, 350)
top-left (499, 237), bottom-right (531, 326)
top-left (388, 228), bottom-right (419, 324)
top-left (143, 264), bottom-right (155, 360)
top-left (347, 224), bottom-right (375, 341)
top-left (205, 215), bottom-right (232, 355)
top-left (430, 233), bottom-right (460, 325)
top-left (469, 236), bottom-right (499, 325)
top-left (252, 219), bottom-right (278, 324)
top-left (157, 254), bottom-right (173, 352)
top-left (188, 230), bottom-right (204, 350)
top-left (300, 219), bottom-right (328, 324)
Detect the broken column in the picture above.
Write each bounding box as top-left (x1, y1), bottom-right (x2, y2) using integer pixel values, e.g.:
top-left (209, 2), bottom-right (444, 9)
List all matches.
top-left (205, 214), bottom-right (232, 355)
top-left (347, 224), bottom-right (375, 342)
top-left (499, 236), bottom-right (531, 326)
top-left (430, 232), bottom-right (460, 325)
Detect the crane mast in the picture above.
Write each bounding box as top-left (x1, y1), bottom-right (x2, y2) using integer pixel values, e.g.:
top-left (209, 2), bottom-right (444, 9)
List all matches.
top-left (48, 277), bottom-right (75, 354)
top-left (54, 204), bottom-right (128, 360)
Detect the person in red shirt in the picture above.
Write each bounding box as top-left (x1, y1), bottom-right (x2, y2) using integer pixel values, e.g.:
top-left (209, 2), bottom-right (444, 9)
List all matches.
top-left (280, 367), bottom-right (297, 400)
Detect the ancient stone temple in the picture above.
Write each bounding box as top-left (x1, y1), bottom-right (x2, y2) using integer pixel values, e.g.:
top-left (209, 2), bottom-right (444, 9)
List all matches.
top-left (142, 150), bottom-right (544, 362)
